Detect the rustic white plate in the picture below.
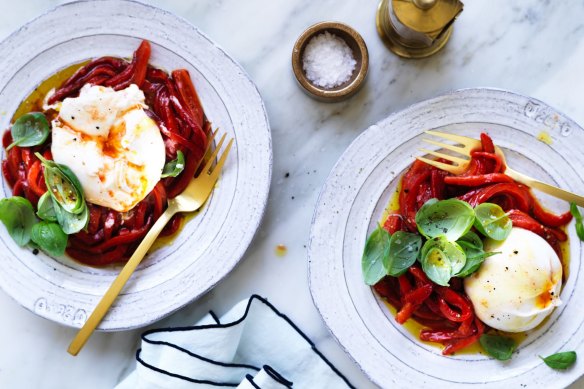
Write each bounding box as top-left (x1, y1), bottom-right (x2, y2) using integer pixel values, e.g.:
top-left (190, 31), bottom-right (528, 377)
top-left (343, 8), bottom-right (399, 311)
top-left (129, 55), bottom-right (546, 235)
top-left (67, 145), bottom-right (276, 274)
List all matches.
top-left (309, 89), bottom-right (584, 388)
top-left (0, 0), bottom-right (271, 330)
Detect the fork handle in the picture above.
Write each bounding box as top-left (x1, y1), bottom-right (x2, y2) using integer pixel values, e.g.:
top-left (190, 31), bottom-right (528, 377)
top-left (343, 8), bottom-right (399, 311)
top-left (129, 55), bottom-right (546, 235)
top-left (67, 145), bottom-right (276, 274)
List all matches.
top-left (506, 168), bottom-right (584, 208)
top-left (67, 207), bottom-right (176, 356)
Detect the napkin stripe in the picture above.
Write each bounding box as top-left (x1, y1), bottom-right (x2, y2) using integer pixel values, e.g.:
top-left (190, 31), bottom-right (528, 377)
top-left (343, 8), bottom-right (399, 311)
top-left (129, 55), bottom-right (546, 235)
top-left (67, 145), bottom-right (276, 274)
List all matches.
top-left (135, 349), bottom-right (241, 387)
top-left (244, 374), bottom-right (261, 389)
top-left (209, 310), bottom-right (221, 324)
top-left (137, 295), bottom-right (354, 388)
top-left (263, 365), bottom-right (293, 387)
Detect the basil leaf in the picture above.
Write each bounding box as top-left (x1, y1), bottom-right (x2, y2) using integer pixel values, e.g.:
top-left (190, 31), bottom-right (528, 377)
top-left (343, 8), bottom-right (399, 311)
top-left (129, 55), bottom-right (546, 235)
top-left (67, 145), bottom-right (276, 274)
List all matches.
top-left (36, 153), bottom-right (85, 214)
top-left (480, 334), bottom-right (515, 361)
top-left (570, 203), bottom-right (584, 241)
top-left (7, 112), bottom-right (50, 150)
top-left (421, 247), bottom-right (452, 286)
top-left (416, 198), bottom-right (475, 241)
top-left (362, 226), bottom-right (391, 285)
top-left (421, 236), bottom-right (466, 276)
top-left (161, 150), bottom-right (185, 178)
top-left (0, 196), bottom-right (36, 246)
top-left (474, 203), bottom-right (512, 241)
top-left (31, 221), bottom-right (67, 257)
top-left (540, 351), bottom-right (577, 370)
top-left (37, 192), bottom-right (57, 222)
top-left (53, 198), bottom-right (89, 235)
top-left (384, 231), bottom-right (421, 276)
top-left (456, 231), bottom-right (492, 277)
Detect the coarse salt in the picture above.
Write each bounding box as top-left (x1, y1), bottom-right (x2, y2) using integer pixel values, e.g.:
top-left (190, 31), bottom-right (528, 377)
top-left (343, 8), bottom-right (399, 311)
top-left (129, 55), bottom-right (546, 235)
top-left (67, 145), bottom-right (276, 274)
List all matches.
top-left (302, 31), bottom-right (357, 89)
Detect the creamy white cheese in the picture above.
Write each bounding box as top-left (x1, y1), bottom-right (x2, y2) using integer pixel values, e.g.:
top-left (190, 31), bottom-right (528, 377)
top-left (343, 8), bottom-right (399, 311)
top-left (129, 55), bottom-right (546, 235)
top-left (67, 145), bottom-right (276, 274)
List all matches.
top-left (464, 227), bottom-right (562, 332)
top-left (51, 84), bottom-right (166, 213)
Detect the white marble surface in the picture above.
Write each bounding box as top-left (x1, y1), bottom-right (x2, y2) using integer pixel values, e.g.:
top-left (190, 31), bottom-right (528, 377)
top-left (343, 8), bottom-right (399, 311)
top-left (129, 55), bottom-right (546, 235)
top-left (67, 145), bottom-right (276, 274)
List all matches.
top-left (0, 0), bottom-right (583, 388)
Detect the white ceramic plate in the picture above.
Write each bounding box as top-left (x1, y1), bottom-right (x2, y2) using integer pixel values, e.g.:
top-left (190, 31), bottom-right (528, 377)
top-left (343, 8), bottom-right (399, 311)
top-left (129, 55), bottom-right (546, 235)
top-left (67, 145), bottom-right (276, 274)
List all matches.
top-left (0, 0), bottom-right (271, 330)
top-left (309, 89), bottom-right (584, 388)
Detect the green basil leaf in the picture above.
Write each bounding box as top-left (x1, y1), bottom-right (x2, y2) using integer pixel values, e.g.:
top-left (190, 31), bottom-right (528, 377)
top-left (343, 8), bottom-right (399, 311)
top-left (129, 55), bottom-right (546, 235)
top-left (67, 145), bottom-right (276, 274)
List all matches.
top-left (421, 236), bottom-right (466, 276)
top-left (53, 198), bottom-right (89, 235)
top-left (474, 203), bottom-right (512, 241)
top-left (480, 334), bottom-right (515, 361)
top-left (415, 198), bottom-right (475, 241)
top-left (0, 196), bottom-right (36, 246)
top-left (570, 203), bottom-right (584, 242)
top-left (362, 226), bottom-right (391, 285)
top-left (161, 150), bottom-right (185, 178)
top-left (384, 231), bottom-right (421, 276)
top-left (7, 112), bottom-right (50, 150)
top-left (456, 231), bottom-right (488, 277)
top-left (35, 153), bottom-right (85, 214)
top-left (540, 351), bottom-right (577, 370)
top-left (31, 221), bottom-right (67, 257)
top-left (421, 246), bottom-right (452, 286)
top-left (37, 192), bottom-right (57, 222)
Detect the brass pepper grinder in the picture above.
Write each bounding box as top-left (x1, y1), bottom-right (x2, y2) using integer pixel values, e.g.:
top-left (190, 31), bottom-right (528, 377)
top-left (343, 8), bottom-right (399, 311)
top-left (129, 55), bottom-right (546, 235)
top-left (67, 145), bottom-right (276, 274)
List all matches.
top-left (376, 0), bottom-right (464, 58)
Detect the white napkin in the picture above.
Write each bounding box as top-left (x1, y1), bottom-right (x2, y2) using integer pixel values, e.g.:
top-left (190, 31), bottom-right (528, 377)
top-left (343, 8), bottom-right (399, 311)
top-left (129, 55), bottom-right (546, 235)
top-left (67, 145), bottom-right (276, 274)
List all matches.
top-left (115, 295), bottom-right (353, 388)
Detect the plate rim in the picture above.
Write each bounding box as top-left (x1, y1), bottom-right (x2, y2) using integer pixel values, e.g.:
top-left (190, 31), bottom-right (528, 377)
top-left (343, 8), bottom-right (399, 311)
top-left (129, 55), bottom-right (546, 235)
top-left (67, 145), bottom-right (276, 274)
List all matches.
top-left (308, 87), bottom-right (584, 387)
top-left (0, 0), bottom-right (272, 331)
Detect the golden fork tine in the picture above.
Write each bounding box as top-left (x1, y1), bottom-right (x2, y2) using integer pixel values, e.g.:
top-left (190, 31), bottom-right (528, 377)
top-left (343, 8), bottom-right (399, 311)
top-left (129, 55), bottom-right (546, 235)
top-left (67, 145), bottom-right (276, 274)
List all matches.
top-left (209, 139), bottom-right (233, 180)
top-left (416, 156), bottom-right (458, 174)
top-left (195, 129), bottom-right (218, 171)
top-left (425, 130), bottom-right (482, 150)
top-left (419, 148), bottom-right (469, 165)
top-left (202, 133), bottom-right (226, 174)
top-left (422, 139), bottom-right (469, 155)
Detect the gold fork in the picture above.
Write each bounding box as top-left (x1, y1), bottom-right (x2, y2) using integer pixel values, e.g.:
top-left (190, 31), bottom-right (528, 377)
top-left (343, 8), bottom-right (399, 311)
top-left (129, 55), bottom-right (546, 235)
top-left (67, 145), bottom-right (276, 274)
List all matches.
top-left (418, 130), bottom-right (584, 207)
top-left (67, 132), bottom-right (234, 356)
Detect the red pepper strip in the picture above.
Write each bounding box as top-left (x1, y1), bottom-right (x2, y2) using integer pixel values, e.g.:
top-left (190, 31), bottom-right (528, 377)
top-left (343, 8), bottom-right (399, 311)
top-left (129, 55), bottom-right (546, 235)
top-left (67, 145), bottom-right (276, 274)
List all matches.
top-left (442, 333), bottom-right (481, 355)
top-left (444, 173), bottom-right (513, 186)
top-left (435, 287), bottom-right (473, 322)
top-left (430, 169), bottom-right (447, 199)
top-left (382, 214), bottom-right (402, 235)
top-left (2, 160), bottom-right (15, 187)
top-left (48, 58), bottom-right (125, 104)
top-left (66, 245), bottom-right (128, 266)
top-left (396, 284), bottom-right (433, 324)
top-left (470, 151), bottom-right (503, 174)
top-left (459, 183), bottom-right (532, 211)
top-left (130, 40), bottom-right (150, 87)
top-left (21, 148), bottom-right (34, 169)
top-left (531, 196), bottom-right (573, 227)
top-left (508, 209), bottom-right (567, 242)
top-left (69, 230), bottom-right (104, 246)
top-left (172, 69), bottom-right (205, 128)
top-left (49, 63), bottom-right (123, 103)
top-left (2, 129), bottom-right (12, 148)
top-left (398, 274), bottom-right (413, 295)
top-left (412, 304), bottom-right (444, 320)
top-left (27, 161), bottom-right (46, 197)
top-left (103, 211), bottom-right (119, 241)
top-left (162, 215), bottom-right (183, 236)
top-left (374, 277), bottom-right (403, 309)
top-left (423, 295), bottom-right (444, 318)
top-left (111, 41), bottom-right (151, 91)
top-left (408, 266), bottom-right (432, 286)
top-left (399, 161), bottom-right (432, 231)
top-left (480, 133), bottom-right (495, 153)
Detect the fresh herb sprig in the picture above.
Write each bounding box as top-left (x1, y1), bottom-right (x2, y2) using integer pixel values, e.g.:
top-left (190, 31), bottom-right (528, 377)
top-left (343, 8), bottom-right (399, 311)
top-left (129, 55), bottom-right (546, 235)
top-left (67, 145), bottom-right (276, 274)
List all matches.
top-left (6, 112), bottom-right (50, 150)
top-left (161, 150), bottom-right (185, 178)
top-left (480, 334), bottom-right (516, 361)
top-left (540, 351), bottom-right (577, 370)
top-left (570, 203), bottom-right (584, 242)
